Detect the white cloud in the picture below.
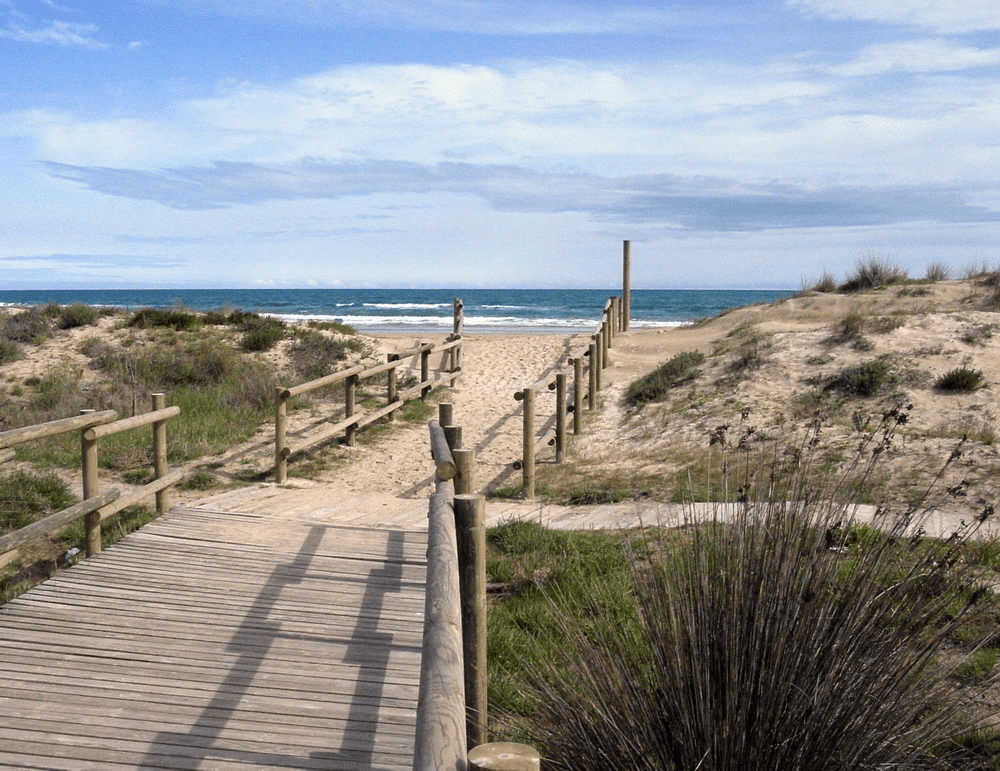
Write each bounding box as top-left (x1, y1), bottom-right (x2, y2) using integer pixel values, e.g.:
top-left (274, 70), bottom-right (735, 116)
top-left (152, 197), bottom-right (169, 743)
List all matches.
top-left (788, 0), bottom-right (1000, 33)
top-left (830, 40), bottom-right (1000, 76)
top-left (0, 18), bottom-right (107, 47)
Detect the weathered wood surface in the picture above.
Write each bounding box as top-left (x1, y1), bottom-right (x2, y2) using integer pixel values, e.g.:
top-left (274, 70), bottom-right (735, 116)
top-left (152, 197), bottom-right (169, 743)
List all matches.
top-left (0, 505), bottom-right (428, 770)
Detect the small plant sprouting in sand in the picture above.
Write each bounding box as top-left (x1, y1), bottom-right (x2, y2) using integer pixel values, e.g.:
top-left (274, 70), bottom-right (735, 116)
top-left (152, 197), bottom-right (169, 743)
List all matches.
top-left (961, 323), bottom-right (995, 346)
top-left (936, 367), bottom-right (986, 392)
top-left (805, 271), bottom-right (837, 293)
top-left (626, 350), bottom-right (705, 407)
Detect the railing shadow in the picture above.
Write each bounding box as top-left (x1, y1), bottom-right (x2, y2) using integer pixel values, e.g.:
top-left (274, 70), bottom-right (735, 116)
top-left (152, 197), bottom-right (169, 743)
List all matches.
top-left (137, 526), bottom-right (416, 770)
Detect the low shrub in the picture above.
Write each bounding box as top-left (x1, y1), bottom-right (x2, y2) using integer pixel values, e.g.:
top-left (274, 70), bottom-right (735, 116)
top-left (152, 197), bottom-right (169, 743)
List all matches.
top-left (925, 261), bottom-right (953, 282)
top-left (807, 271), bottom-right (837, 293)
top-left (1, 307), bottom-right (52, 343)
top-left (56, 303), bottom-right (100, 329)
top-left (936, 367), bottom-right (985, 392)
top-left (0, 338), bottom-right (21, 364)
top-left (128, 307), bottom-right (201, 331)
top-left (287, 330), bottom-right (362, 381)
top-left (828, 358), bottom-right (896, 396)
top-left (238, 315), bottom-right (286, 352)
top-left (626, 351), bottom-right (705, 407)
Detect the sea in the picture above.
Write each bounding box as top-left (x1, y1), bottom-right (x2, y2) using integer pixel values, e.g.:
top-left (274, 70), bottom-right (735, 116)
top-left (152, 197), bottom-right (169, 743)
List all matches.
top-left (0, 288), bottom-right (794, 334)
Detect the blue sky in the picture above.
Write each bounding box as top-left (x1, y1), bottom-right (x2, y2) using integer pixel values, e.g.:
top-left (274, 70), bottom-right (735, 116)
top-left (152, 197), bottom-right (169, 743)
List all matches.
top-left (2, 1), bottom-right (999, 289)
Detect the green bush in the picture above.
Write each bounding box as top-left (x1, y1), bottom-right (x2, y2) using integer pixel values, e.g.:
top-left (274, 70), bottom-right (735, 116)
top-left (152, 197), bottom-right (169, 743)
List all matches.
top-left (238, 315), bottom-right (286, 352)
top-left (828, 358), bottom-right (896, 396)
top-left (1, 307), bottom-right (52, 343)
top-left (0, 337), bottom-right (21, 364)
top-left (287, 330), bottom-right (362, 381)
top-left (56, 303), bottom-right (100, 329)
top-left (626, 350), bottom-right (705, 406)
top-left (936, 367), bottom-right (985, 392)
top-left (128, 307), bottom-right (201, 331)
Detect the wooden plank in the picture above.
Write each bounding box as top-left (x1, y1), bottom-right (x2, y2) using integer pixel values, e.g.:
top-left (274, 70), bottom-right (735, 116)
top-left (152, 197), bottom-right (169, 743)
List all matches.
top-left (0, 504), bottom-right (427, 771)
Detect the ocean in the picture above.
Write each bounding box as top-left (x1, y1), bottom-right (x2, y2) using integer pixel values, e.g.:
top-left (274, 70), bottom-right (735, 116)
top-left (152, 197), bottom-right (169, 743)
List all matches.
top-left (0, 288), bottom-right (793, 334)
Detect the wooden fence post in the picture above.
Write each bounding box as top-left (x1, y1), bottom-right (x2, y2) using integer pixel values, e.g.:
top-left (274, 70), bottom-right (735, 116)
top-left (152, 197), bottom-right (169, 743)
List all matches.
top-left (521, 388), bottom-right (535, 499)
top-left (439, 403), bottom-right (454, 429)
top-left (572, 356), bottom-right (584, 435)
top-left (468, 743), bottom-right (541, 770)
top-left (454, 449), bottom-right (474, 496)
top-left (623, 239), bottom-right (631, 332)
top-left (152, 393), bottom-right (169, 516)
top-left (453, 298), bottom-right (464, 373)
top-left (345, 374), bottom-right (358, 446)
top-left (421, 345), bottom-right (431, 400)
top-left (80, 409), bottom-right (101, 556)
top-left (387, 353), bottom-right (399, 421)
top-left (275, 387), bottom-right (288, 484)
top-left (588, 342), bottom-right (598, 411)
top-left (455, 493), bottom-right (487, 751)
top-left (555, 372), bottom-right (567, 463)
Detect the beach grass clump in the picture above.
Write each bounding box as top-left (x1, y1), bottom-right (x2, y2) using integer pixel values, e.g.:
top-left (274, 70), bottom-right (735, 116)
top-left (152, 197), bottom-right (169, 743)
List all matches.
top-left (828, 358), bottom-right (897, 396)
top-left (936, 367), bottom-right (986, 392)
top-left (493, 422), bottom-right (1000, 770)
top-left (626, 351), bottom-right (705, 407)
top-left (925, 261), bottom-right (953, 282)
top-left (839, 254), bottom-right (909, 293)
top-left (806, 271), bottom-right (838, 293)
top-left (0, 337), bottom-right (21, 365)
top-left (236, 314), bottom-right (286, 352)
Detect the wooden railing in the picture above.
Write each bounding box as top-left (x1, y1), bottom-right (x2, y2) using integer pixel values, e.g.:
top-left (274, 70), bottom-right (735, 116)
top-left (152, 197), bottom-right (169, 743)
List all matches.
top-left (414, 406), bottom-right (540, 771)
top-left (0, 393), bottom-right (183, 561)
top-left (274, 337), bottom-right (462, 483)
top-left (515, 294), bottom-right (625, 498)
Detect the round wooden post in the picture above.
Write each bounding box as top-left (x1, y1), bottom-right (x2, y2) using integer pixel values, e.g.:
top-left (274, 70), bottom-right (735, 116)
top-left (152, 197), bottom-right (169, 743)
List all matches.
top-left (152, 393), bottom-right (169, 516)
top-left (572, 356), bottom-right (584, 434)
top-left (275, 387), bottom-right (288, 484)
top-left (439, 402), bottom-right (454, 429)
top-left (455, 493), bottom-right (487, 750)
top-left (387, 353), bottom-right (399, 421)
top-left (80, 410), bottom-right (101, 556)
top-left (555, 372), bottom-right (567, 463)
top-left (588, 343), bottom-right (598, 411)
top-left (454, 448), bottom-right (475, 495)
top-left (421, 344), bottom-right (431, 400)
top-left (623, 239), bottom-right (631, 331)
top-left (468, 742), bottom-right (541, 770)
top-left (521, 388), bottom-right (535, 499)
top-left (345, 373), bottom-right (358, 446)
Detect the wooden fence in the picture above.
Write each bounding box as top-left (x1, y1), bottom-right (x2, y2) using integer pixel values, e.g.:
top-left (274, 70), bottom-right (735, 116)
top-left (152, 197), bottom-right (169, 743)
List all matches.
top-left (273, 337), bottom-right (463, 483)
top-left (0, 393), bottom-right (183, 561)
top-left (516, 294), bottom-right (624, 498)
top-left (414, 405), bottom-right (539, 771)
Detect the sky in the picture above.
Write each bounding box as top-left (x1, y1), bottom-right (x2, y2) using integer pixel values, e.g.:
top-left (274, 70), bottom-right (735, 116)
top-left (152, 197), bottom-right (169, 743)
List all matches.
top-left (2, 1), bottom-right (999, 290)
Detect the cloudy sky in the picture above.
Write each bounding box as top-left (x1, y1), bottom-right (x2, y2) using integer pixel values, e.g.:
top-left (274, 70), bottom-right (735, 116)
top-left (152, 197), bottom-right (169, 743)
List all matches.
top-left (2, 1), bottom-right (999, 289)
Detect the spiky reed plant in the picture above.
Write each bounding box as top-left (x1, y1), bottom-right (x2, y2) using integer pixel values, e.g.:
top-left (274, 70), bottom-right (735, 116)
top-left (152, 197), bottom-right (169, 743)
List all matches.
top-left (504, 409), bottom-right (998, 770)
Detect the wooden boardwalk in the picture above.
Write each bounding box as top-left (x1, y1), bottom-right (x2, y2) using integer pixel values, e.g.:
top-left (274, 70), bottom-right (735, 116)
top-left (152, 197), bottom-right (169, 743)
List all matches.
top-left (0, 504), bottom-right (428, 771)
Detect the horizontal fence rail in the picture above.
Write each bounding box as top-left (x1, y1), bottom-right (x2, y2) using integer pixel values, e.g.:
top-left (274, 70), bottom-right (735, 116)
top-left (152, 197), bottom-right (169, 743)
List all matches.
top-left (414, 406), bottom-right (539, 771)
top-left (0, 393), bottom-right (182, 560)
top-left (274, 337), bottom-right (462, 483)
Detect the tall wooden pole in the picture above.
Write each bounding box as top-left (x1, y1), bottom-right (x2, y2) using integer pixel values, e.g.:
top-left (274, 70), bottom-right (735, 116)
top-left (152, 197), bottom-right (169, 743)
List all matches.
top-left (623, 239), bottom-right (631, 331)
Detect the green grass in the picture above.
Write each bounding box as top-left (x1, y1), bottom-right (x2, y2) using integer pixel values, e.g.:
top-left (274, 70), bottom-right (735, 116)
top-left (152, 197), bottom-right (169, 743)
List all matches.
top-left (936, 367), bottom-right (985, 392)
top-left (626, 350), bottom-right (705, 407)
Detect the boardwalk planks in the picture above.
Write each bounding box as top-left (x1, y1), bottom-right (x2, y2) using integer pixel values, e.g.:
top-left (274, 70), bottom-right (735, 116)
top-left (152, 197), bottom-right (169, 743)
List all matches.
top-left (0, 506), bottom-right (427, 771)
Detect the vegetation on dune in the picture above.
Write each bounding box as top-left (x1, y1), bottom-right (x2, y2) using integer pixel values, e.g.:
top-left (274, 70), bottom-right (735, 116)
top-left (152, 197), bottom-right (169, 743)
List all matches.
top-left (626, 350), bottom-right (705, 407)
top-left (488, 416), bottom-right (1000, 770)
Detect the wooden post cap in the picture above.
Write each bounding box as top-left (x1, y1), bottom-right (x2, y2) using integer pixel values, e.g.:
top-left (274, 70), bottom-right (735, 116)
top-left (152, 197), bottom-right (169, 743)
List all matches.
top-left (468, 742), bottom-right (540, 770)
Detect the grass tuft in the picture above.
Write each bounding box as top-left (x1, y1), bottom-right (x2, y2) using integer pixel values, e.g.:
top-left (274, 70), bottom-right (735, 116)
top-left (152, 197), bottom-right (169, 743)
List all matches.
top-left (626, 351), bottom-right (705, 407)
top-left (839, 254), bottom-right (909, 293)
top-left (936, 367), bottom-right (986, 392)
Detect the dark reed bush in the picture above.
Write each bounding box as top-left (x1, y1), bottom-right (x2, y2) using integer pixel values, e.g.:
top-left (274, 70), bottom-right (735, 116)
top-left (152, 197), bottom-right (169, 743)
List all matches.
top-left (936, 367), bottom-right (985, 392)
top-left (839, 255), bottom-right (909, 293)
top-left (55, 303), bottom-right (100, 329)
top-left (828, 358), bottom-right (896, 396)
top-left (128, 307), bottom-right (202, 331)
top-left (501, 415), bottom-right (998, 770)
top-left (1, 306), bottom-right (52, 343)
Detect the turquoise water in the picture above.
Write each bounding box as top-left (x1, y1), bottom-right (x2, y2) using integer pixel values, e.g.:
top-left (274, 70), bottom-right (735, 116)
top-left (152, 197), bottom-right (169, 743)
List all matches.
top-left (0, 288), bottom-right (793, 333)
